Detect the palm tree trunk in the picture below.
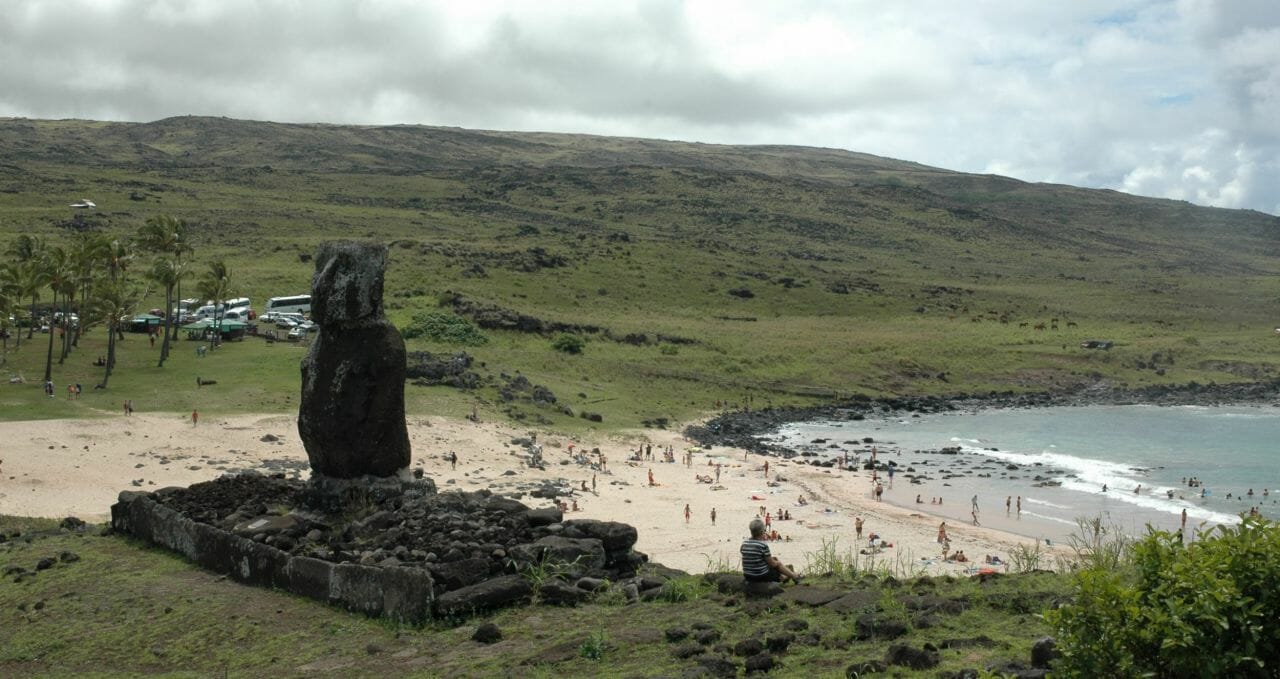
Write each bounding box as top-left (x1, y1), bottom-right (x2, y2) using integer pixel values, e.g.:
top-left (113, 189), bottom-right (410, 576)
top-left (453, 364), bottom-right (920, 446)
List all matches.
top-left (99, 320), bottom-right (116, 388)
top-left (28, 293), bottom-right (36, 340)
top-left (158, 284), bottom-right (172, 367)
top-left (43, 292), bottom-right (56, 383)
top-left (59, 294), bottom-right (71, 363)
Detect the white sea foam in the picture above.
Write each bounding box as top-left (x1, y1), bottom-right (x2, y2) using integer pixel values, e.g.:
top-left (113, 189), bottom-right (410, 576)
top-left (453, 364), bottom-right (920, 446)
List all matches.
top-left (1024, 497), bottom-right (1072, 510)
top-left (961, 444), bottom-right (1242, 526)
top-left (1017, 510), bottom-right (1078, 527)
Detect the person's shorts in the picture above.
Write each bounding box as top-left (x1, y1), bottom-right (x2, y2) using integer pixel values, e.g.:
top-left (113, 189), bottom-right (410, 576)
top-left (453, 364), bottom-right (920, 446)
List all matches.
top-left (744, 570), bottom-right (781, 583)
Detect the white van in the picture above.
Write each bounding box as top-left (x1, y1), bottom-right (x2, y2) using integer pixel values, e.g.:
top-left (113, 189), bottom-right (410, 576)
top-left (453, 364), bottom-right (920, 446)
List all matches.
top-left (222, 308), bottom-right (253, 323)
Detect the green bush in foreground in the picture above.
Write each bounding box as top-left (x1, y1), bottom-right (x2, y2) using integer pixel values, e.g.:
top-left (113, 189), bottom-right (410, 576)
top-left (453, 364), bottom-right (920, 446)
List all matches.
top-left (400, 312), bottom-right (488, 345)
top-left (1049, 515), bottom-right (1280, 678)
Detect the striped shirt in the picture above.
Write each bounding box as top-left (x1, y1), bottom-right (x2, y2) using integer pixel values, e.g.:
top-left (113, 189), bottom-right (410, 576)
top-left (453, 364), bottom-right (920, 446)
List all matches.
top-left (741, 538), bottom-right (772, 578)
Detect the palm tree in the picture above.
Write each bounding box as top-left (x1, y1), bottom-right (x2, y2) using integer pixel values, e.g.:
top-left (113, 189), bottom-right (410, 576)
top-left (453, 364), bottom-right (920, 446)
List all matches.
top-left (0, 268), bottom-right (16, 358)
top-left (137, 216), bottom-right (192, 367)
top-left (6, 236), bottom-right (47, 340)
top-left (68, 233), bottom-right (109, 350)
top-left (0, 262), bottom-right (22, 351)
top-left (89, 274), bottom-right (141, 389)
top-left (145, 258), bottom-right (185, 365)
top-left (41, 246), bottom-right (72, 384)
top-left (196, 259), bottom-right (232, 348)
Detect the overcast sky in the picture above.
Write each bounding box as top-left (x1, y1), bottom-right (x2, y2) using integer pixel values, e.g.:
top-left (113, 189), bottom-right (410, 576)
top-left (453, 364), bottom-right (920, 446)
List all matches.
top-left (3, 1), bottom-right (1278, 214)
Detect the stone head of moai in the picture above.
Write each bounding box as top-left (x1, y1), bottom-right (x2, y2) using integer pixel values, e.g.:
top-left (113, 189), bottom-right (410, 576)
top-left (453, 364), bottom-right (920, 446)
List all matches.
top-left (309, 241), bottom-right (387, 329)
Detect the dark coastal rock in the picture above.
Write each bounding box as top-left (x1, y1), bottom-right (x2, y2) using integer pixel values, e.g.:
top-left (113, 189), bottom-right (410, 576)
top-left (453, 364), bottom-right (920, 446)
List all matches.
top-left (436, 574), bottom-right (533, 616)
top-left (522, 507), bottom-right (563, 527)
top-left (537, 580), bottom-right (586, 606)
top-left (884, 642), bottom-right (940, 669)
top-left (694, 655), bottom-right (739, 678)
top-left (1030, 636), bottom-right (1060, 668)
top-left (824, 590), bottom-right (879, 614)
top-left (508, 536), bottom-right (606, 577)
top-left (472, 622), bottom-right (502, 643)
top-left (298, 241), bottom-right (411, 479)
top-left (430, 557), bottom-right (493, 590)
top-left (560, 519), bottom-right (637, 557)
top-left (778, 587), bottom-right (843, 607)
top-left (845, 660), bottom-right (886, 676)
top-left (764, 633), bottom-right (794, 653)
top-left (744, 652), bottom-right (775, 673)
top-left (854, 613), bottom-right (908, 640)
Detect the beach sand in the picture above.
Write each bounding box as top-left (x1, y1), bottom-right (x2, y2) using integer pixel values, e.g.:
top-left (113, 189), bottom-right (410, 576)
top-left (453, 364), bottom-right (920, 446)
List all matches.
top-left (0, 413), bottom-right (1052, 575)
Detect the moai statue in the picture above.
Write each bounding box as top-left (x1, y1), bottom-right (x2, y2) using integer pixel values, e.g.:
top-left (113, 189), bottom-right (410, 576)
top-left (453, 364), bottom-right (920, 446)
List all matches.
top-left (298, 241), bottom-right (411, 478)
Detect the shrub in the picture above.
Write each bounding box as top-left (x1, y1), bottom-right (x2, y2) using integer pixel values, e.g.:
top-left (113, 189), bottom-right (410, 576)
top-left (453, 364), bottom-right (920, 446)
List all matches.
top-left (579, 630), bottom-right (608, 660)
top-left (1048, 516), bottom-right (1280, 678)
top-left (659, 344), bottom-right (679, 355)
top-left (551, 333), bottom-right (584, 354)
top-left (400, 312), bottom-right (488, 345)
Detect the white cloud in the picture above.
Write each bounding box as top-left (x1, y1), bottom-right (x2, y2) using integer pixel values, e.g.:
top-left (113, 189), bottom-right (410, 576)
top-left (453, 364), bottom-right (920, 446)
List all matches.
top-left (0, 0), bottom-right (1277, 213)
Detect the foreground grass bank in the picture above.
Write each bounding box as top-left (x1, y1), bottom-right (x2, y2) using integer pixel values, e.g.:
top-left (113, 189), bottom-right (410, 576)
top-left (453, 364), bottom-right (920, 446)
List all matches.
top-left (0, 516), bottom-right (1065, 678)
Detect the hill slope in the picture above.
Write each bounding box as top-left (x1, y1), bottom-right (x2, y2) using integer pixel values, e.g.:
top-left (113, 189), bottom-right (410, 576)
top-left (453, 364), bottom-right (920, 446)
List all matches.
top-left (2, 116), bottom-right (1278, 425)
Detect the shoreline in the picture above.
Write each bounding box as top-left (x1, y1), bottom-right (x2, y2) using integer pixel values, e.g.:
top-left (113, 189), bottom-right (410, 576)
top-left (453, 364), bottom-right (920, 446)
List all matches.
top-left (0, 412), bottom-right (1049, 576)
top-left (683, 378), bottom-right (1280, 455)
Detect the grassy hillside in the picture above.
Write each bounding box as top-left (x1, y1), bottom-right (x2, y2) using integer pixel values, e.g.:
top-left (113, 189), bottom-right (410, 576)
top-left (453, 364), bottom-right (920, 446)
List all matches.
top-left (2, 116), bottom-right (1279, 426)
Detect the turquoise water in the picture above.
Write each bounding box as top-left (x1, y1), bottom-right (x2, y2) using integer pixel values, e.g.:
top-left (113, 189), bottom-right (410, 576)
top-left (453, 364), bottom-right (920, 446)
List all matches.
top-left (768, 405), bottom-right (1280, 542)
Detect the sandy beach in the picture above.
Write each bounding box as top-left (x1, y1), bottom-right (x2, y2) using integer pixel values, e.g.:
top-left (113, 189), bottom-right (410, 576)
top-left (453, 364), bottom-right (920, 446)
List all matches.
top-left (0, 413), bottom-right (1049, 575)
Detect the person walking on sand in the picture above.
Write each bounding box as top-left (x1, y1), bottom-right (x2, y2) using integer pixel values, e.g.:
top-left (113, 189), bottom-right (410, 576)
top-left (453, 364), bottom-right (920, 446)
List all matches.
top-left (874, 483), bottom-right (884, 501)
top-left (710, 508), bottom-right (717, 525)
top-left (764, 460), bottom-right (769, 478)
top-left (855, 516), bottom-right (864, 540)
top-left (449, 451), bottom-right (458, 470)
top-left (1006, 496), bottom-right (1012, 513)
top-left (592, 473), bottom-right (597, 493)
top-left (685, 503), bottom-right (691, 524)
top-left (1016, 496), bottom-right (1022, 514)
top-left (937, 521), bottom-right (948, 544)
top-left (648, 469), bottom-right (655, 487)
top-left (971, 494), bottom-right (979, 512)
top-left (1181, 508), bottom-right (1187, 532)
top-left (715, 463), bottom-right (721, 483)
top-left (191, 409), bottom-right (198, 426)
top-left (971, 509), bottom-right (980, 526)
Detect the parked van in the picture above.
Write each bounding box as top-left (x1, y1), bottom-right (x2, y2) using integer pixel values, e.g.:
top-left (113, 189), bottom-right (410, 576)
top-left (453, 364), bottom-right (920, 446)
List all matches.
top-left (222, 308), bottom-right (253, 323)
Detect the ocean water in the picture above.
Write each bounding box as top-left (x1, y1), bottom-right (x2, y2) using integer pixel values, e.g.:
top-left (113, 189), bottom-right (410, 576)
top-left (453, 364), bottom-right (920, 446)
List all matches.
top-left (766, 405), bottom-right (1280, 543)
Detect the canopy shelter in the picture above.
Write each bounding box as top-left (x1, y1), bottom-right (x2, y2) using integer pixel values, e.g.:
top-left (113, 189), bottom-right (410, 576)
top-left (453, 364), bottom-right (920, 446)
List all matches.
top-left (181, 319), bottom-right (249, 341)
top-left (128, 314), bottom-right (165, 333)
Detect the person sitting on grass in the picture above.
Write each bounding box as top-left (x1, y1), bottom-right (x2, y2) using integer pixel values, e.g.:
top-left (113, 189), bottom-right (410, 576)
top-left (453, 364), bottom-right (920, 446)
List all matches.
top-left (741, 518), bottom-right (801, 585)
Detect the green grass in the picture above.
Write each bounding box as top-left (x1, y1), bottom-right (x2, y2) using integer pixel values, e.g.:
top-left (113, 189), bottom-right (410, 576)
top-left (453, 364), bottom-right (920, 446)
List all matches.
top-left (2, 116), bottom-right (1279, 428)
top-left (0, 516), bottom-right (1071, 678)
